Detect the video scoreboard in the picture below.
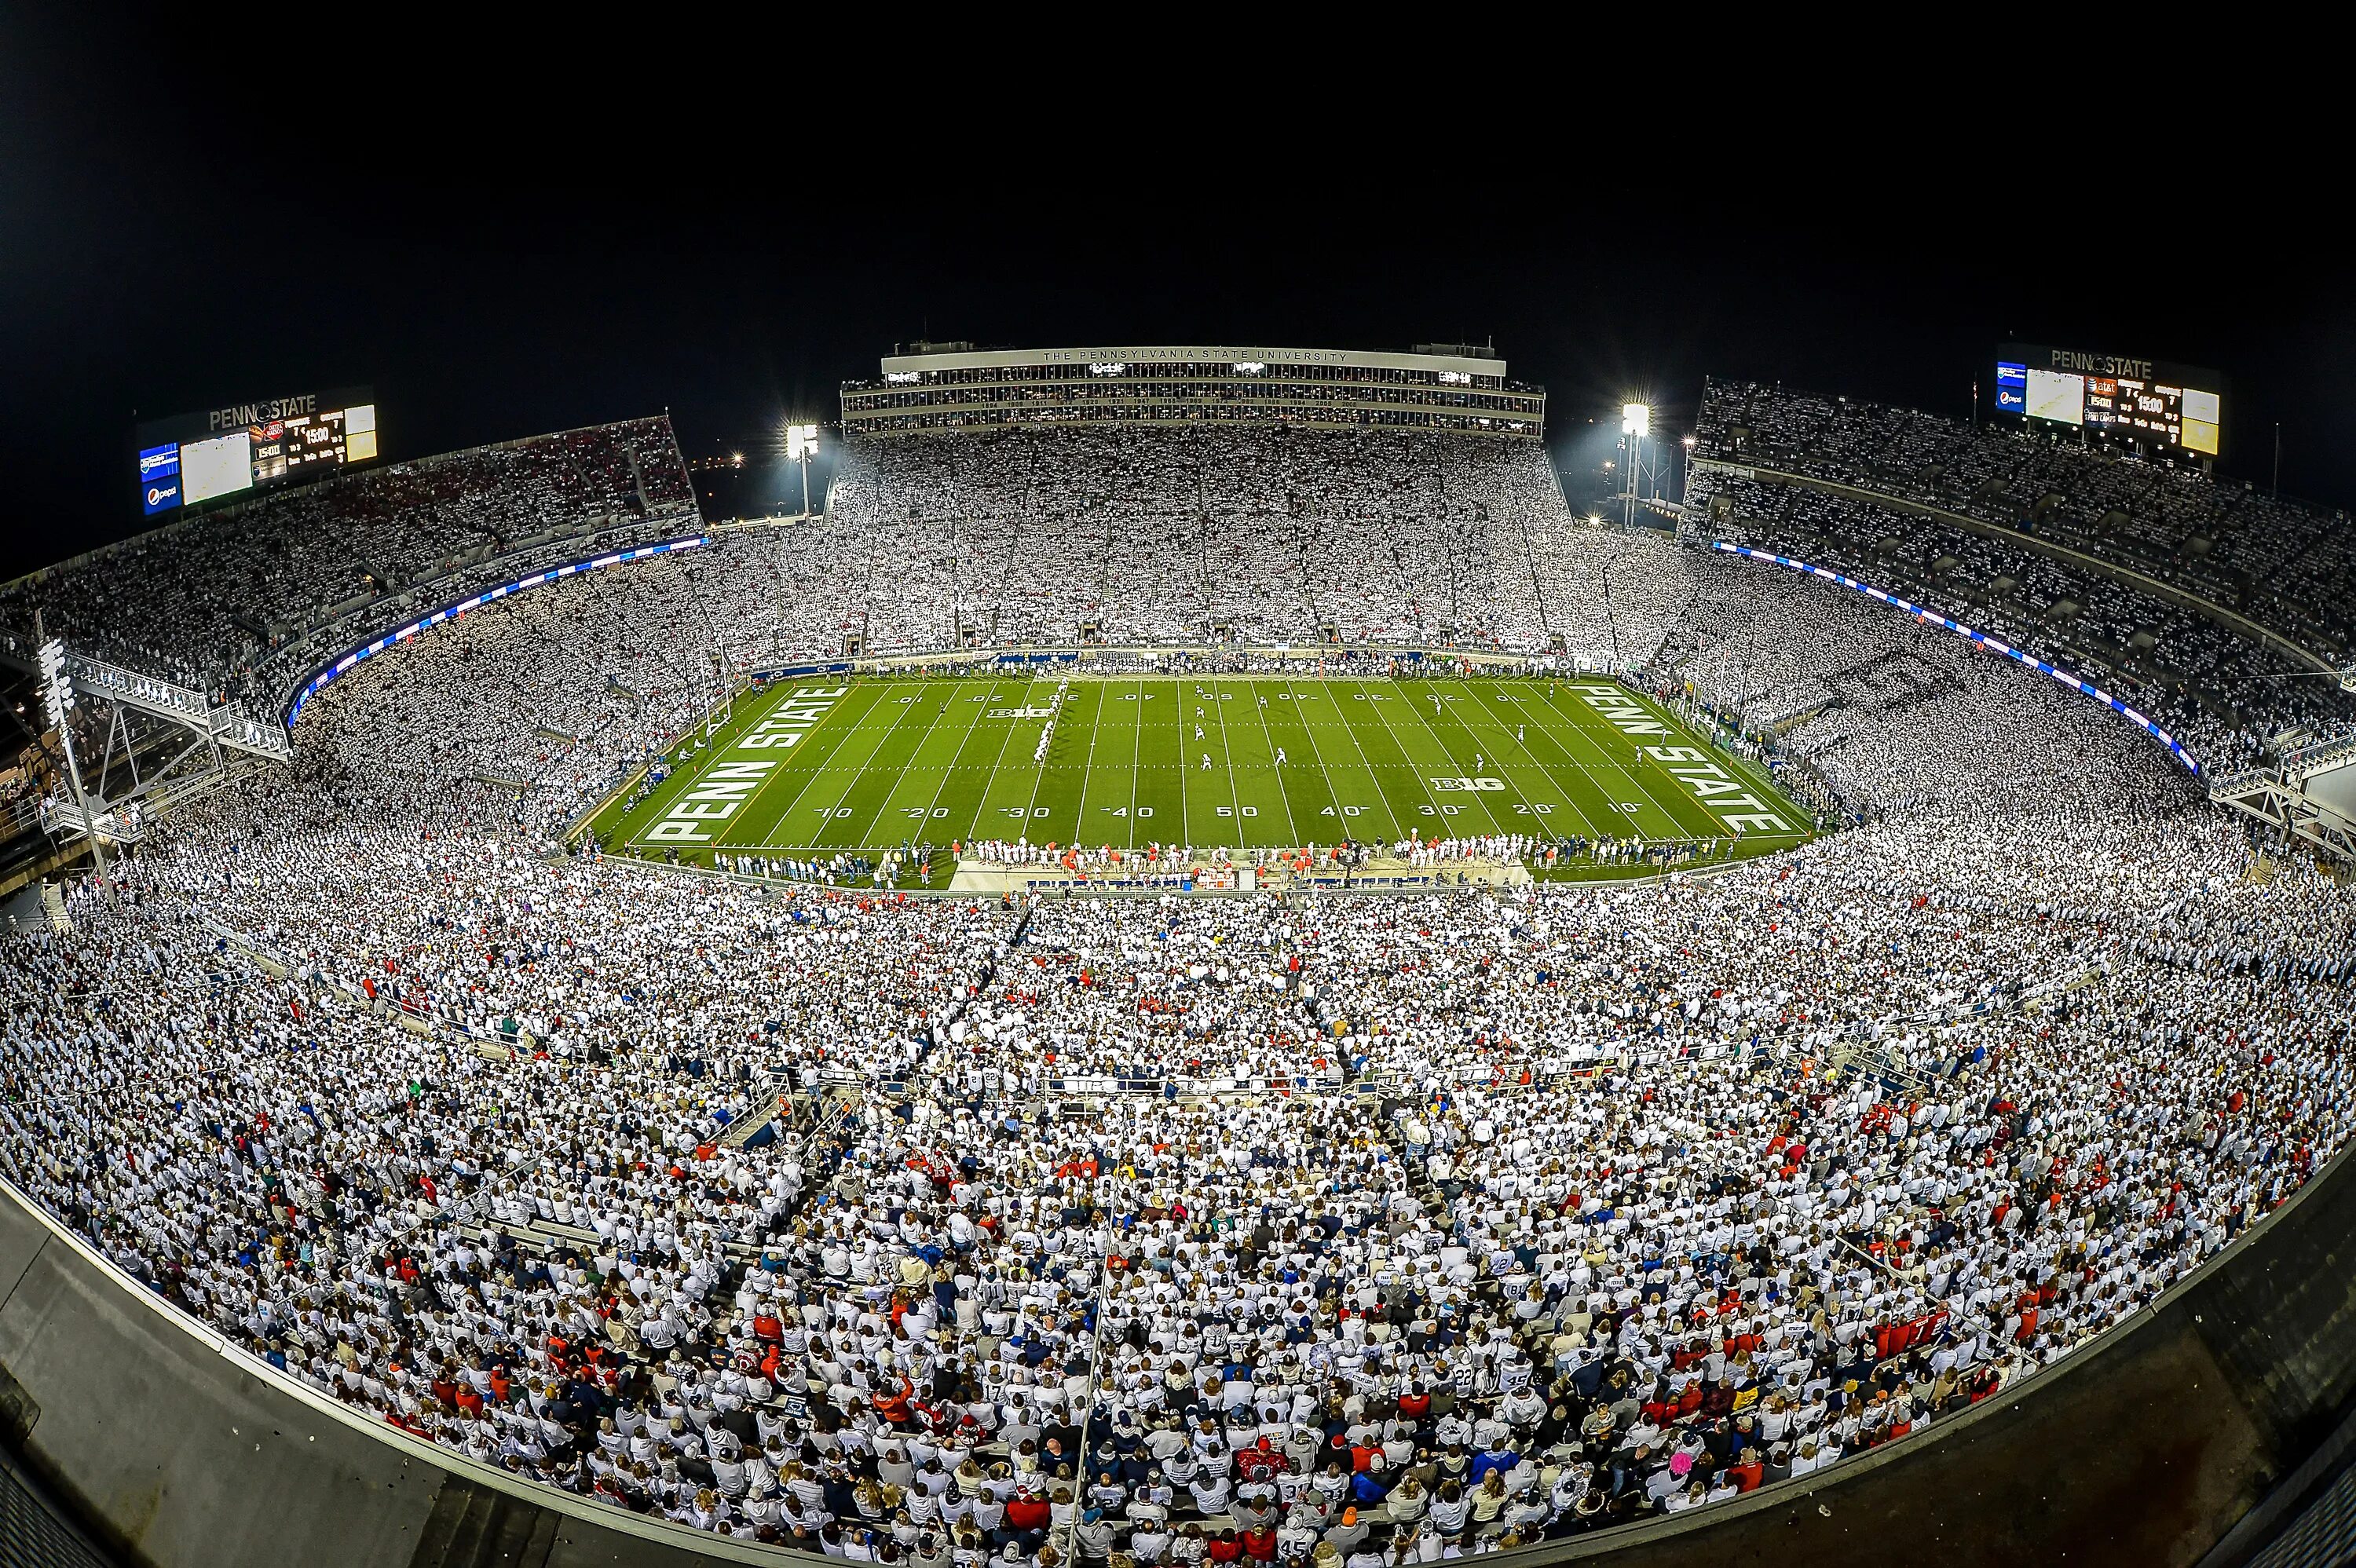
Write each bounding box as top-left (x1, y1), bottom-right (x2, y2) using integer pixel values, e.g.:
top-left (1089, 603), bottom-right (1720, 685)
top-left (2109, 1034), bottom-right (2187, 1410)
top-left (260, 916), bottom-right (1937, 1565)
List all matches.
top-left (1994, 344), bottom-right (2221, 461)
top-left (134, 386), bottom-right (378, 516)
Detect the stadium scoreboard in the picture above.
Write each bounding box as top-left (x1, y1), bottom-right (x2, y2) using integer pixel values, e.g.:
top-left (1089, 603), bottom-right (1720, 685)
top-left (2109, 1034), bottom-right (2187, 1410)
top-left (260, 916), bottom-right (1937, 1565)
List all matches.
top-left (134, 386), bottom-right (378, 515)
top-left (1994, 344), bottom-right (2221, 461)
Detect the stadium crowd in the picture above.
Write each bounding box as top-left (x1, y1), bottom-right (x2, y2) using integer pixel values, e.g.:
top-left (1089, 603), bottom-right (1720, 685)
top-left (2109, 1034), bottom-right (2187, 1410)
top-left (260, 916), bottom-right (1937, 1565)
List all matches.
top-left (0, 418), bottom-right (697, 721)
top-left (5, 407), bottom-right (2355, 1563)
top-left (824, 429), bottom-right (1572, 651)
top-left (1688, 378), bottom-right (2354, 748)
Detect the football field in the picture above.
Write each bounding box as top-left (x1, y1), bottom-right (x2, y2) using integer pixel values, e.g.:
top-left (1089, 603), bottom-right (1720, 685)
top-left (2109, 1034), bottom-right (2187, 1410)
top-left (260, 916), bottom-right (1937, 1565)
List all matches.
top-left (587, 674), bottom-right (1813, 864)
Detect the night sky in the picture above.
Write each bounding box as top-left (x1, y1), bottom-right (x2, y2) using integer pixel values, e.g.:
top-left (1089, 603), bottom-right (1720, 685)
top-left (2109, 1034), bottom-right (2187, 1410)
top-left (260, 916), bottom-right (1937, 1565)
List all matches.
top-left (4, 19), bottom-right (2346, 583)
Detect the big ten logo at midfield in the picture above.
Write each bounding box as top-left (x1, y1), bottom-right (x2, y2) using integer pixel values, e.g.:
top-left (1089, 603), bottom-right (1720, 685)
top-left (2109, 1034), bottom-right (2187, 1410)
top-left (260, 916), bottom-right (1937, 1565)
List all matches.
top-left (738, 687), bottom-right (849, 748)
top-left (646, 761), bottom-right (777, 842)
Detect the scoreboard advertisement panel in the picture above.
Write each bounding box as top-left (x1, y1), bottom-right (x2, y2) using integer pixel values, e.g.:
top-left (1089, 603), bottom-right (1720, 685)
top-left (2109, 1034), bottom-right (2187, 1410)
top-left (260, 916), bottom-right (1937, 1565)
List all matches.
top-left (1996, 345), bottom-right (2221, 460)
top-left (133, 386), bottom-right (377, 515)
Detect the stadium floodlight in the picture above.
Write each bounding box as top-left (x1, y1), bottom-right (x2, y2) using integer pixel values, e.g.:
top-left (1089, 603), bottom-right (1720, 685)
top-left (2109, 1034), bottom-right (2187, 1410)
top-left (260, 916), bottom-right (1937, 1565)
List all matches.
top-left (1619, 404), bottom-right (1653, 526)
top-left (1682, 434), bottom-right (1697, 450)
top-left (37, 639), bottom-right (71, 731)
top-left (784, 423), bottom-right (821, 516)
top-left (35, 635), bottom-right (105, 870)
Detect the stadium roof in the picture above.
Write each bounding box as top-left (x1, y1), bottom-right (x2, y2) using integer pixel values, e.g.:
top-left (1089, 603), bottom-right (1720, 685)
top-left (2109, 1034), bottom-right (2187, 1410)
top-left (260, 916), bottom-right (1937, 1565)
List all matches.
top-left (876, 344), bottom-right (1508, 378)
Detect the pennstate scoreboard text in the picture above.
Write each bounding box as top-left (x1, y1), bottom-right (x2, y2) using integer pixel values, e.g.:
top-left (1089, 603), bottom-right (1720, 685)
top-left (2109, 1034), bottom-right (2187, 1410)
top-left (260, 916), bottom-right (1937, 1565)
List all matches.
top-left (134, 385), bottom-right (379, 517)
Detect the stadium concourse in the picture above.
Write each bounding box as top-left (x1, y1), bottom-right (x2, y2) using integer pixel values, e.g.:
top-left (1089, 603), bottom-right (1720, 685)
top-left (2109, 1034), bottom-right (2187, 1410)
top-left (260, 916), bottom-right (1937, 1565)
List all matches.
top-left (2, 378), bottom-right (2355, 1566)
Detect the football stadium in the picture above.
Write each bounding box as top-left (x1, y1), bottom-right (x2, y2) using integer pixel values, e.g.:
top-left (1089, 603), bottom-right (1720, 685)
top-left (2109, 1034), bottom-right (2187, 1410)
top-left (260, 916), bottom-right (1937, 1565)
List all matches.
top-left (5, 321), bottom-right (2356, 1566)
top-left (592, 672), bottom-right (1809, 883)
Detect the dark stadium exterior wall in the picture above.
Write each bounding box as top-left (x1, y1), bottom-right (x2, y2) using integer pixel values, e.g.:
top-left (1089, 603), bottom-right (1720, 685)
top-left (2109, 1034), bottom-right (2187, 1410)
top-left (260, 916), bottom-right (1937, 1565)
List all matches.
top-left (9, 1112), bottom-right (2356, 1567)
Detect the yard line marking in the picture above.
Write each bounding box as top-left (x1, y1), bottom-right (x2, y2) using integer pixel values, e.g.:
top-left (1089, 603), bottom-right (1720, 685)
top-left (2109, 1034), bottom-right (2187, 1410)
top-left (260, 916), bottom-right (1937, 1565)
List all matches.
top-left (1070, 680), bottom-right (1103, 845)
top-left (1289, 680), bottom-right (1402, 845)
top-left (905, 683), bottom-right (995, 842)
top-left (1240, 677), bottom-right (1304, 846)
top-left (1458, 680), bottom-right (1612, 842)
top-left (1208, 678), bottom-right (1249, 845)
top-left (761, 680), bottom-right (932, 850)
top-left (836, 677), bottom-right (966, 849)
top-left (1388, 681), bottom-right (1524, 839)
top-left (1344, 678), bottom-right (1456, 839)
top-left (979, 675), bottom-right (1058, 842)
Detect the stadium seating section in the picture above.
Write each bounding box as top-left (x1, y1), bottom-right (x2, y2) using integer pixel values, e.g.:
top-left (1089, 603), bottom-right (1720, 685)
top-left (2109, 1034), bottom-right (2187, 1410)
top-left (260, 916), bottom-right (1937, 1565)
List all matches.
top-left (3, 393), bottom-right (2354, 1562)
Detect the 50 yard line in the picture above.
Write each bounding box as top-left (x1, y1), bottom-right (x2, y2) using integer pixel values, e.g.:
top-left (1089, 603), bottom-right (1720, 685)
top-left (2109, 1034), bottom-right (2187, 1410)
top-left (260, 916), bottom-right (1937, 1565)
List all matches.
top-left (1240, 678), bottom-right (1304, 846)
top-left (1207, 677), bottom-right (1247, 846)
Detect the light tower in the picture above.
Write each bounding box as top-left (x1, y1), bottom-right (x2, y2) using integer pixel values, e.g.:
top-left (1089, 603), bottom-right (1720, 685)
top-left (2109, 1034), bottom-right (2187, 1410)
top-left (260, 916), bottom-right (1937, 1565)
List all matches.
top-left (1619, 402), bottom-right (1652, 527)
top-left (37, 634), bottom-right (106, 872)
top-left (785, 422), bottom-right (819, 517)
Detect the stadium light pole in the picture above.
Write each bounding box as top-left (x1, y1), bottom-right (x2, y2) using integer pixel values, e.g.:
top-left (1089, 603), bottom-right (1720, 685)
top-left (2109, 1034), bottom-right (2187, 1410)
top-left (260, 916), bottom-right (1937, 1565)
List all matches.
top-left (35, 629), bottom-right (106, 873)
top-left (1620, 403), bottom-right (1651, 527)
top-left (785, 423), bottom-right (819, 518)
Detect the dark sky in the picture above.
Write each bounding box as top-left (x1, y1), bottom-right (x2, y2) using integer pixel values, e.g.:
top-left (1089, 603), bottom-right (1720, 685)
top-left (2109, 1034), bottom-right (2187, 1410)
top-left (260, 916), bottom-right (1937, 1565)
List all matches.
top-left (5, 19), bottom-right (2347, 580)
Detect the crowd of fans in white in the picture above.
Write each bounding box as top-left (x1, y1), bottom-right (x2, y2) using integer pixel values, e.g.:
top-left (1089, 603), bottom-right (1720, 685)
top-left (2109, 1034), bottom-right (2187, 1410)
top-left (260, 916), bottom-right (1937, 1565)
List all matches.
top-left (821, 429), bottom-right (1568, 651)
top-left (1682, 462), bottom-right (2344, 776)
top-left (1690, 378), bottom-right (2355, 730)
top-left (0, 418), bottom-right (697, 719)
top-left (5, 409), bottom-right (2355, 1563)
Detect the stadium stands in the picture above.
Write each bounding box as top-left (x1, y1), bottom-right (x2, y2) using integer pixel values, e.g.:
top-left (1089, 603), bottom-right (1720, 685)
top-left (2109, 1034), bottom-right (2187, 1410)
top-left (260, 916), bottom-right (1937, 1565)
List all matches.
top-left (0, 417), bottom-right (697, 721)
top-left (3, 381), bottom-right (2355, 1565)
top-left (823, 426), bottom-right (1576, 650)
top-left (1691, 377), bottom-right (2356, 664)
top-left (1685, 381), bottom-right (2356, 779)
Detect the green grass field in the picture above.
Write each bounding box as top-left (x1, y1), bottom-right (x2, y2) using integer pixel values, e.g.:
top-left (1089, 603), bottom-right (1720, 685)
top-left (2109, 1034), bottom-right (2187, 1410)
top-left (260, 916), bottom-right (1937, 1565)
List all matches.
top-left (585, 674), bottom-right (1813, 871)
